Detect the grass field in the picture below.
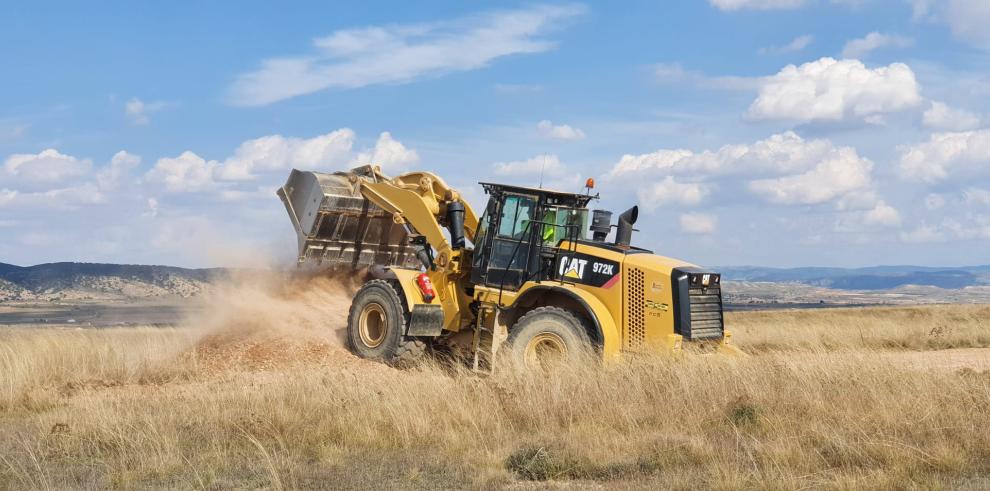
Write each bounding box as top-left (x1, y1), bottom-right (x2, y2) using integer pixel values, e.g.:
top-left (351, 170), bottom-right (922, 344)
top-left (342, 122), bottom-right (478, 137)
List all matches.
top-left (1, 280), bottom-right (989, 490)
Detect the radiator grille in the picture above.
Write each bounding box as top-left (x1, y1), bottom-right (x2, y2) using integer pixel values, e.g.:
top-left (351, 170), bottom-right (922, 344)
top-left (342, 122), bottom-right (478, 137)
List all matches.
top-left (687, 285), bottom-right (724, 339)
top-left (626, 268), bottom-right (645, 348)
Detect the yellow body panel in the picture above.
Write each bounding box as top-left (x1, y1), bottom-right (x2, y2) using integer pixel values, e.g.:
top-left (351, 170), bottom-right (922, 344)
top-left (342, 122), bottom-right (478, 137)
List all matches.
top-left (473, 241), bottom-right (700, 357)
top-left (391, 268), bottom-right (470, 332)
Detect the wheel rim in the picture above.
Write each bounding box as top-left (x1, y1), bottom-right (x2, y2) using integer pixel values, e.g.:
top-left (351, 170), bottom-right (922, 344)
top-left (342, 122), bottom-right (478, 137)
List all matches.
top-left (524, 332), bottom-right (568, 369)
top-left (358, 303), bottom-right (387, 348)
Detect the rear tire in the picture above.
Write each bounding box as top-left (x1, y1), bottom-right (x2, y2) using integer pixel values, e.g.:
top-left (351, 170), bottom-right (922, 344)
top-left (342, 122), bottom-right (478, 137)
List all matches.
top-left (346, 279), bottom-right (426, 367)
top-left (504, 306), bottom-right (595, 370)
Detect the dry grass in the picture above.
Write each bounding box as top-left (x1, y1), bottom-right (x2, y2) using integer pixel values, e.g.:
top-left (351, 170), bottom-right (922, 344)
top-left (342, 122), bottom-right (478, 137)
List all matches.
top-left (1, 293), bottom-right (990, 489)
top-left (0, 328), bottom-right (197, 412)
top-left (729, 304), bottom-right (990, 353)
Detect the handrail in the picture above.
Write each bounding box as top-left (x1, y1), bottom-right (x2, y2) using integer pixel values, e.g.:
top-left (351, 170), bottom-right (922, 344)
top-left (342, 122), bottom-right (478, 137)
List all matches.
top-left (495, 218), bottom-right (581, 305)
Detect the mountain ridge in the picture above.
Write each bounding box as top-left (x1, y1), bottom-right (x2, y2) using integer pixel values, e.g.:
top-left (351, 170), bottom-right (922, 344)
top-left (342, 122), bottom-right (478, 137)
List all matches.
top-left (717, 265), bottom-right (990, 290)
top-left (0, 262), bottom-right (230, 302)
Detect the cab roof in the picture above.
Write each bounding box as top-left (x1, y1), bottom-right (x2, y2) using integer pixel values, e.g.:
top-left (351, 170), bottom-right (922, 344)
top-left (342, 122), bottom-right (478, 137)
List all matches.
top-left (479, 182), bottom-right (596, 208)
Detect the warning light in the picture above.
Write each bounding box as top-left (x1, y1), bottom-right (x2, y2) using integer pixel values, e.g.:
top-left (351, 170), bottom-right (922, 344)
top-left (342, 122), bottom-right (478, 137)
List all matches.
top-left (585, 178), bottom-right (595, 189)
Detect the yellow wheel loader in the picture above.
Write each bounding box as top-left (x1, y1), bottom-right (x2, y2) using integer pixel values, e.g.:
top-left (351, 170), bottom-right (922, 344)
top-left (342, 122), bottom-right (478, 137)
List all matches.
top-left (278, 165), bottom-right (738, 369)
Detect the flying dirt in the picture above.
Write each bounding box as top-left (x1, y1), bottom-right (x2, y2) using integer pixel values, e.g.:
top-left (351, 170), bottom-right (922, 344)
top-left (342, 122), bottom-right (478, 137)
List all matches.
top-left (184, 271), bottom-right (372, 372)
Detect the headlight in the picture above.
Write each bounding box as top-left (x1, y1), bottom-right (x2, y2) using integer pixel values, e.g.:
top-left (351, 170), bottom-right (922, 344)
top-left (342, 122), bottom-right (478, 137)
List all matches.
top-left (689, 273), bottom-right (720, 287)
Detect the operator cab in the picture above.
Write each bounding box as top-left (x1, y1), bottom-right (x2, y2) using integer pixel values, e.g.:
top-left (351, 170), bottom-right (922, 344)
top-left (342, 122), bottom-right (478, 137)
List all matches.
top-left (470, 183), bottom-right (594, 291)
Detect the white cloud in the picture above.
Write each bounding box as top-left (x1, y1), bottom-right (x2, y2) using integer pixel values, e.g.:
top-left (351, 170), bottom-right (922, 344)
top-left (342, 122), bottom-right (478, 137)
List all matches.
top-left (2, 149), bottom-right (92, 190)
top-left (944, 1), bottom-right (990, 48)
top-left (144, 197), bottom-right (159, 218)
top-left (748, 147), bottom-right (873, 205)
top-left (610, 148), bottom-right (694, 177)
top-left (96, 151), bottom-right (141, 190)
top-left (536, 120), bottom-right (586, 141)
top-left (899, 224), bottom-right (944, 243)
top-left (709, 0), bottom-right (865, 10)
top-left (352, 132), bottom-right (420, 171)
top-left (0, 149), bottom-right (146, 209)
top-left (145, 151), bottom-right (219, 193)
top-left (863, 200), bottom-right (902, 227)
top-left (915, 0), bottom-right (990, 49)
top-left (0, 189), bottom-right (16, 207)
top-left (748, 58), bottom-right (922, 123)
top-left (144, 129), bottom-right (419, 193)
top-left (841, 32), bottom-right (913, 58)
top-left (922, 101), bottom-right (981, 131)
top-left (836, 190), bottom-right (880, 211)
top-left (0, 183), bottom-right (105, 209)
top-left (653, 63), bottom-right (760, 90)
top-left (610, 132), bottom-right (876, 208)
top-left (611, 131), bottom-right (843, 178)
top-left (679, 213), bottom-right (717, 234)
top-left (911, 0), bottom-right (935, 19)
top-left (493, 154), bottom-right (565, 177)
top-left (899, 130), bottom-right (990, 182)
top-left (227, 5), bottom-right (585, 106)
top-left (218, 186), bottom-right (276, 202)
top-left (964, 188), bottom-right (990, 206)
top-left (125, 97), bottom-right (166, 125)
top-left (759, 35), bottom-right (814, 55)
top-left (219, 129), bottom-right (356, 180)
top-left (638, 177), bottom-right (708, 209)
top-left (943, 218), bottom-right (990, 240)
top-left (709, 0), bottom-right (807, 11)
top-left (900, 219), bottom-right (990, 243)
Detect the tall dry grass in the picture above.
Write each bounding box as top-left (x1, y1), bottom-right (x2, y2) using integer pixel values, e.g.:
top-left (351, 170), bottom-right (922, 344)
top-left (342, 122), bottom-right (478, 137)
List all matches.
top-left (1, 300), bottom-right (989, 489)
top-left (0, 327), bottom-right (197, 412)
top-left (728, 304), bottom-right (990, 353)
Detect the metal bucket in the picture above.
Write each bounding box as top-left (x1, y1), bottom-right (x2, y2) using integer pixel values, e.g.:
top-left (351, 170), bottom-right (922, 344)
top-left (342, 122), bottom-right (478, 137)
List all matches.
top-left (277, 166), bottom-right (421, 271)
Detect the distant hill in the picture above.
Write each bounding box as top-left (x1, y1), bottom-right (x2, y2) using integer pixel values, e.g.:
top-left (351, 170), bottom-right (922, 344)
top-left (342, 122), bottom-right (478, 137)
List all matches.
top-left (0, 262), bottom-right (230, 302)
top-left (719, 265), bottom-right (990, 290)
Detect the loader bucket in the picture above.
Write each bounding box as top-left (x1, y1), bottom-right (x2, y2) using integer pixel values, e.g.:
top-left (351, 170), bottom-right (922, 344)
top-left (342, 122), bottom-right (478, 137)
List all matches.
top-left (277, 166), bottom-right (422, 271)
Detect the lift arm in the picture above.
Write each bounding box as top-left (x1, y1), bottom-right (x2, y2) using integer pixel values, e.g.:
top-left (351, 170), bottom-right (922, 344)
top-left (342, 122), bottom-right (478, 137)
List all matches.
top-left (353, 166), bottom-right (478, 273)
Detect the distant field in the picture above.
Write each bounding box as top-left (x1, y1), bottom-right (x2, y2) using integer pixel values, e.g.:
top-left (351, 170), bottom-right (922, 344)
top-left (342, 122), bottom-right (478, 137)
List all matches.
top-left (0, 300), bottom-right (202, 327)
top-left (1, 292), bottom-right (989, 489)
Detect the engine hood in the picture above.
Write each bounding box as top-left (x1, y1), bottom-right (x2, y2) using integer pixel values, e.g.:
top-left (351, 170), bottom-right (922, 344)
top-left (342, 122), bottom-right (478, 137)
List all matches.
top-left (622, 252), bottom-right (699, 274)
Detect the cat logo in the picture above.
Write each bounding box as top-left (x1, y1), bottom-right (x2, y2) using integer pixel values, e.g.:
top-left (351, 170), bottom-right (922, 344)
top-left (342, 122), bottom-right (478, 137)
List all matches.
top-left (556, 254), bottom-right (620, 288)
top-left (559, 256), bottom-right (588, 279)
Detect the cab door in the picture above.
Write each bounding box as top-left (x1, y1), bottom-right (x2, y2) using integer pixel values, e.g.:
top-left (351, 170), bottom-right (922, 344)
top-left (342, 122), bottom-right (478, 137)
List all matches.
top-left (471, 193), bottom-right (538, 290)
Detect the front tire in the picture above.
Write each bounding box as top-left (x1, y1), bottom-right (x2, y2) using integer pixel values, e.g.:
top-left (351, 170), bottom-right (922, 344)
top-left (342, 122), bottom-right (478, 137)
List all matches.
top-left (346, 279), bottom-right (426, 366)
top-left (504, 306), bottom-right (595, 370)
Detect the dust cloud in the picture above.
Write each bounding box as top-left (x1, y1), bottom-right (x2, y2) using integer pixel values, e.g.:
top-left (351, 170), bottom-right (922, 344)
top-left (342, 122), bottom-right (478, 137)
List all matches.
top-left (183, 269), bottom-right (369, 370)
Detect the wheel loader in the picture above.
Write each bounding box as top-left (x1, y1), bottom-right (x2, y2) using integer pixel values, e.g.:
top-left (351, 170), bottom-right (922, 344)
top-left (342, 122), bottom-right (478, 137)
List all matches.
top-left (278, 164), bottom-right (738, 369)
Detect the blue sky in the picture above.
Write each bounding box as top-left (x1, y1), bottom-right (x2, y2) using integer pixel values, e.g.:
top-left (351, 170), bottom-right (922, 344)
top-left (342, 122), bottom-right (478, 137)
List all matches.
top-left (2, 0), bottom-right (990, 268)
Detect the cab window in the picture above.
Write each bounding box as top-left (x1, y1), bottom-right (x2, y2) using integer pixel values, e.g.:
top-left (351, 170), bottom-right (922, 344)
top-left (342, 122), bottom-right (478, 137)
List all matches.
top-left (541, 207), bottom-right (589, 245)
top-left (497, 195), bottom-right (534, 239)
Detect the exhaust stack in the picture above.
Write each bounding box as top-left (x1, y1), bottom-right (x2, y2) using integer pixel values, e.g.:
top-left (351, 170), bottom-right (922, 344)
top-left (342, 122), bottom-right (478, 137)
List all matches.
top-left (447, 201), bottom-right (466, 249)
top-left (614, 206), bottom-right (638, 247)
